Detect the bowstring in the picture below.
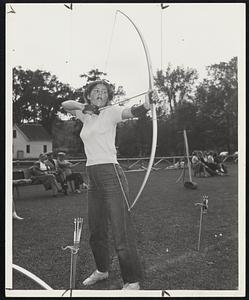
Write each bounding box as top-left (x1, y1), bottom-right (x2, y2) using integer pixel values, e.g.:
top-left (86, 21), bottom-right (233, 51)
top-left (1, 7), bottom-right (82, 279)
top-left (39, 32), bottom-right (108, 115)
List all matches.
top-left (65, 5), bottom-right (73, 87)
top-left (160, 5), bottom-right (163, 70)
top-left (103, 10), bottom-right (118, 75)
top-left (68, 8), bottom-right (73, 86)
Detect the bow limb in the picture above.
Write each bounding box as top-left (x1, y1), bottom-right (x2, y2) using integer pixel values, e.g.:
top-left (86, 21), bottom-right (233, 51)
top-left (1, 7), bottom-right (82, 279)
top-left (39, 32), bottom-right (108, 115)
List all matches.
top-left (129, 103), bottom-right (157, 211)
top-left (116, 10), bottom-right (158, 211)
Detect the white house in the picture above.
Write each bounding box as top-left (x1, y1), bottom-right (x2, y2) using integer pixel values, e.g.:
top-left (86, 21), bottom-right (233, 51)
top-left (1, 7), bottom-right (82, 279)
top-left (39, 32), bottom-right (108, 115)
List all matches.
top-left (13, 124), bottom-right (52, 159)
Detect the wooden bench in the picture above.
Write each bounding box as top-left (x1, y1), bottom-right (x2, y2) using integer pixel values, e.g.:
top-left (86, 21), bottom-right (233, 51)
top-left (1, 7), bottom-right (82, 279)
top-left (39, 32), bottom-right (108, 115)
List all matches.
top-left (13, 169), bottom-right (44, 199)
top-left (13, 168), bottom-right (87, 199)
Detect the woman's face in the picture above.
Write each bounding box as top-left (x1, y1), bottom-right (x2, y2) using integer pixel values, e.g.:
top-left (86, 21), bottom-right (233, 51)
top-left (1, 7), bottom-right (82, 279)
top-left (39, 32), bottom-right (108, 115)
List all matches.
top-left (88, 83), bottom-right (109, 108)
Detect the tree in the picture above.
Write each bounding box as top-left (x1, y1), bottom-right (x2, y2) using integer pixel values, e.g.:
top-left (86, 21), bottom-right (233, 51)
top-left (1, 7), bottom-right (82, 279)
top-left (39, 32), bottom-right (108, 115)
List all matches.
top-left (116, 120), bottom-right (137, 157)
top-left (116, 116), bottom-right (152, 157)
top-left (52, 119), bottom-right (84, 156)
top-left (13, 67), bottom-right (74, 133)
top-left (80, 68), bottom-right (107, 82)
top-left (195, 57), bottom-right (238, 152)
top-left (154, 65), bottom-right (198, 115)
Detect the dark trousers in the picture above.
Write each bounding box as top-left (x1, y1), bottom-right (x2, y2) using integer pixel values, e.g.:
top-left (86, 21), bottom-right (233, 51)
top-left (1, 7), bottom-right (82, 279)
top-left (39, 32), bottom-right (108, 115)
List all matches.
top-left (55, 172), bottom-right (67, 190)
top-left (66, 172), bottom-right (83, 189)
top-left (86, 163), bottom-right (142, 284)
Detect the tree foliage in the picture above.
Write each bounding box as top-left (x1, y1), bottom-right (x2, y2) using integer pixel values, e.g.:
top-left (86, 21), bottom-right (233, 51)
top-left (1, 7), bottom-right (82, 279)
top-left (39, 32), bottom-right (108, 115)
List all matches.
top-left (154, 65), bottom-right (198, 114)
top-left (13, 66), bottom-right (74, 133)
top-left (195, 57), bottom-right (238, 152)
top-left (13, 58), bottom-right (238, 156)
top-left (152, 58), bottom-right (237, 155)
top-left (80, 68), bottom-right (107, 82)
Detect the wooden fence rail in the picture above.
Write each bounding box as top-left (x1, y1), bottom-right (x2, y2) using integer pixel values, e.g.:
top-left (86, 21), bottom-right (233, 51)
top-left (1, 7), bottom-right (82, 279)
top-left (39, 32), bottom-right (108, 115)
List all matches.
top-left (13, 156), bottom-right (187, 171)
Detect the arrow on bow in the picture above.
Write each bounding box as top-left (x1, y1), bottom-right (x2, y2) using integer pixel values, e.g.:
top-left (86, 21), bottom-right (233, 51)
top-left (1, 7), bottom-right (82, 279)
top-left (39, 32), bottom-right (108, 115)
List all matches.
top-left (99, 90), bottom-right (148, 111)
top-left (115, 10), bottom-right (158, 211)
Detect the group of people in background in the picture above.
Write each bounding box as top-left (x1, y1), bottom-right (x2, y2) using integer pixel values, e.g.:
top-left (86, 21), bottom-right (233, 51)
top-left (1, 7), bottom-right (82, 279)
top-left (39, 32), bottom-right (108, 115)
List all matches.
top-left (29, 152), bottom-right (88, 197)
top-left (27, 149), bottom-right (228, 199)
top-left (191, 150), bottom-right (228, 177)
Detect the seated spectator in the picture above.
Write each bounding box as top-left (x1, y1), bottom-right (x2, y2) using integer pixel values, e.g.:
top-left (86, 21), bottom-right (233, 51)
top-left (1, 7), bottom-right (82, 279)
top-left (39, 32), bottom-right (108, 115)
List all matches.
top-left (203, 151), bottom-right (208, 162)
top-left (166, 159), bottom-right (184, 169)
top-left (233, 151), bottom-right (238, 163)
top-left (178, 159), bottom-right (185, 169)
top-left (56, 152), bottom-right (87, 193)
top-left (219, 151), bottom-right (228, 158)
top-left (199, 152), bottom-right (226, 176)
top-left (45, 152), bottom-right (68, 194)
top-left (45, 151), bottom-right (57, 169)
top-left (207, 151), bottom-right (214, 163)
top-left (194, 151), bottom-right (208, 177)
top-left (191, 151), bottom-right (200, 176)
top-left (174, 160), bottom-right (184, 169)
top-left (198, 152), bottom-right (217, 176)
top-left (213, 152), bottom-right (228, 174)
top-left (30, 154), bottom-right (62, 197)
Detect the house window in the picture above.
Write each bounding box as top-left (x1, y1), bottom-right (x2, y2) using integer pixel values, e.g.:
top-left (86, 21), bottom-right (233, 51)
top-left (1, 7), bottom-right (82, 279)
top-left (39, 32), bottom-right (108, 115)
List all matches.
top-left (43, 145), bottom-right (47, 153)
top-left (26, 145), bottom-right (30, 153)
top-left (13, 130), bottom-right (16, 138)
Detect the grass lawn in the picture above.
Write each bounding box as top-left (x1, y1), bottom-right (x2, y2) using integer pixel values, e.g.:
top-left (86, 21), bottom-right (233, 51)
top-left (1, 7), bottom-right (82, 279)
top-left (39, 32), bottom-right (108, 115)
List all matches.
top-left (12, 163), bottom-right (238, 291)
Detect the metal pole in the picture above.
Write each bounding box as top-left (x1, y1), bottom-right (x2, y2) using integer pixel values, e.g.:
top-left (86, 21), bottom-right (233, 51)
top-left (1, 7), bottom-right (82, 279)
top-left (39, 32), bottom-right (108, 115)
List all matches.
top-left (183, 129), bottom-right (193, 182)
top-left (62, 217), bottom-right (83, 295)
top-left (197, 206), bottom-right (203, 251)
top-left (69, 251), bottom-right (74, 293)
top-left (71, 245), bottom-right (78, 290)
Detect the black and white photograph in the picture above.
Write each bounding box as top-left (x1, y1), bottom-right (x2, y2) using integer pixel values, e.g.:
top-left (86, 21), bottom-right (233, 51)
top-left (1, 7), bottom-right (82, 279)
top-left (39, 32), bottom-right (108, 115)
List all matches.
top-left (5, 2), bottom-right (245, 297)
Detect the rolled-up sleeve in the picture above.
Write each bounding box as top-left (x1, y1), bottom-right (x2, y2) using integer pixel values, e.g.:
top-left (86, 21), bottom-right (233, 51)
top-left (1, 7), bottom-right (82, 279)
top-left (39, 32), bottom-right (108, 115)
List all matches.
top-left (108, 106), bottom-right (124, 124)
top-left (75, 110), bottom-right (86, 123)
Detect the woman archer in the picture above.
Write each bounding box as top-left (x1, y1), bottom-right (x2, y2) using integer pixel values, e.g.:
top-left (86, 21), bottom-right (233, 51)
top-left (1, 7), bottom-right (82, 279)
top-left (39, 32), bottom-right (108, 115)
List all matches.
top-left (62, 80), bottom-right (158, 290)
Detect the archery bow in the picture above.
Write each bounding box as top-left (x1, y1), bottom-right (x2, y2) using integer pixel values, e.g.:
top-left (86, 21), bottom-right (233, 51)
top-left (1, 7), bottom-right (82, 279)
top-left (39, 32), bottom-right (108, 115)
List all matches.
top-left (115, 10), bottom-right (158, 211)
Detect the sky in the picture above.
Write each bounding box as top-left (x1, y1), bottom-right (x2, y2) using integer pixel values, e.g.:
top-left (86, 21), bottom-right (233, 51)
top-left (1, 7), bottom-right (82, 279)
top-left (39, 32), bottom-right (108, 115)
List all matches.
top-left (6, 3), bottom-right (245, 99)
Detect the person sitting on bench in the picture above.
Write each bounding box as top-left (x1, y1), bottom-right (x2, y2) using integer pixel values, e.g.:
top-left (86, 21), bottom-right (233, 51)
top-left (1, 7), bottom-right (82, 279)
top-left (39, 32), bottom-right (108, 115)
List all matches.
top-left (30, 154), bottom-right (63, 197)
top-left (45, 151), bottom-right (68, 194)
top-left (199, 152), bottom-right (225, 176)
top-left (56, 152), bottom-right (86, 193)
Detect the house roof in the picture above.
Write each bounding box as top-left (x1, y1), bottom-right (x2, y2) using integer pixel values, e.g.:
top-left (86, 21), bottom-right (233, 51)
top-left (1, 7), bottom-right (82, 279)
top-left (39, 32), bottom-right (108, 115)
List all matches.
top-left (17, 124), bottom-right (52, 141)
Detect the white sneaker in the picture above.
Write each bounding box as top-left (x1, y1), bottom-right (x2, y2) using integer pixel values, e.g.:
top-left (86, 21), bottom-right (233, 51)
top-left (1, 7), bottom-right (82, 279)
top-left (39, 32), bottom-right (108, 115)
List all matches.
top-left (13, 212), bottom-right (24, 220)
top-left (122, 282), bottom-right (140, 290)
top-left (82, 270), bottom-right (108, 286)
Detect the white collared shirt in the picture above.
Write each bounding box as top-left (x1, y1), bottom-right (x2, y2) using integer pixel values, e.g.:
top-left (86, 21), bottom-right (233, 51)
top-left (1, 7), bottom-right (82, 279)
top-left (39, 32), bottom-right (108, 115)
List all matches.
top-left (40, 161), bottom-right (48, 171)
top-left (76, 106), bottom-right (124, 166)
